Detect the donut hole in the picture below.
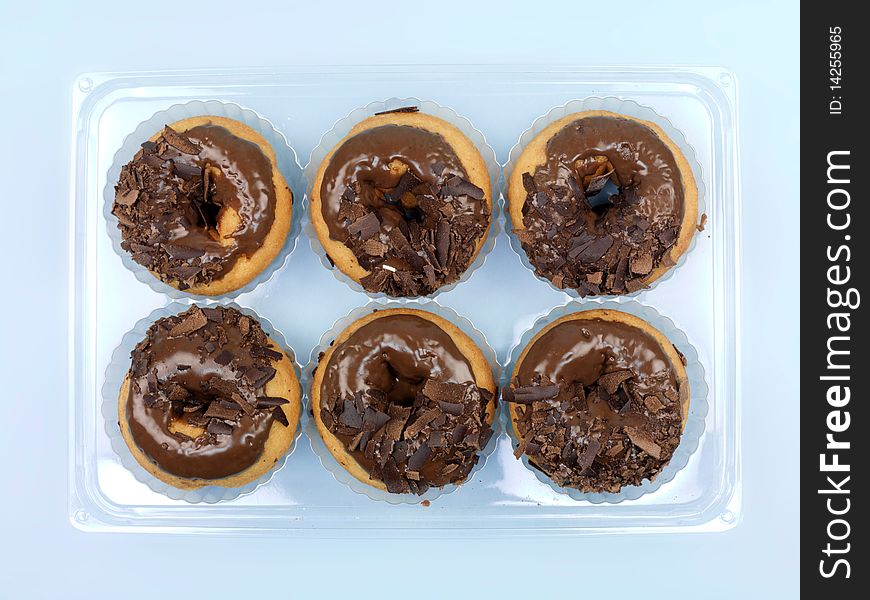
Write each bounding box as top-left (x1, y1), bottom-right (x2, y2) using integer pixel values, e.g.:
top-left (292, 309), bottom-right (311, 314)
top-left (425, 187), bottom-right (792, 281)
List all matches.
top-left (164, 385), bottom-right (238, 440)
top-left (576, 155), bottom-right (623, 214)
top-left (382, 360), bottom-right (425, 407)
top-left (380, 200), bottom-right (423, 226)
top-left (190, 165), bottom-right (224, 236)
top-left (168, 415), bottom-right (206, 439)
top-left (397, 192), bottom-right (423, 222)
top-left (167, 395), bottom-right (211, 439)
top-left (190, 191), bottom-right (222, 235)
top-left (192, 165), bottom-right (244, 244)
top-left (378, 159), bottom-right (425, 223)
top-left (585, 178), bottom-right (621, 214)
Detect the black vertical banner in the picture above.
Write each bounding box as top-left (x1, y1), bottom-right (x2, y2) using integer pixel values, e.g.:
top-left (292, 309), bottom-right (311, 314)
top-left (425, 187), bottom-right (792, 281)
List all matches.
top-left (804, 4), bottom-right (865, 596)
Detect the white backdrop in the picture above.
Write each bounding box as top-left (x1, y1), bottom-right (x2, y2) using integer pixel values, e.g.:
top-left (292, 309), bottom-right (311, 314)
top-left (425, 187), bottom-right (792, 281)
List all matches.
top-left (0, 1), bottom-right (799, 597)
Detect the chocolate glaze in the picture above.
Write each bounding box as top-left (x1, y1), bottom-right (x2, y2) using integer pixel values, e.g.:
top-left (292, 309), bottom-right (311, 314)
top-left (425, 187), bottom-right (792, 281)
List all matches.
top-left (319, 313), bottom-right (493, 494)
top-left (319, 123), bottom-right (490, 296)
top-left (518, 116), bottom-right (688, 296)
top-left (126, 306), bottom-right (288, 480)
top-left (516, 319), bottom-right (676, 397)
top-left (113, 124), bottom-right (277, 289)
top-left (507, 316), bottom-right (685, 492)
top-left (323, 314), bottom-right (476, 403)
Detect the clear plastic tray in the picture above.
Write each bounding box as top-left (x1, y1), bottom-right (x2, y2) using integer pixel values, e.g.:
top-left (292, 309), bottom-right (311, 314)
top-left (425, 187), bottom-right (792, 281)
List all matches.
top-left (68, 66), bottom-right (741, 536)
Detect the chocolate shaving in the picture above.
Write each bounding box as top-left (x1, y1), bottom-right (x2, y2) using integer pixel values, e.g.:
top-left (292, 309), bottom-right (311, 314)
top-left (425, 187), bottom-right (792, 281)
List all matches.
top-left (161, 125), bottom-right (200, 154)
top-left (374, 106), bottom-right (420, 115)
top-left (624, 427), bottom-right (662, 459)
top-left (364, 407), bottom-right (391, 431)
top-left (658, 227), bottom-right (677, 246)
top-left (522, 172), bottom-right (537, 194)
top-left (232, 393), bottom-right (255, 416)
top-left (164, 244), bottom-right (206, 261)
top-left (441, 176), bottom-right (485, 200)
top-left (503, 384), bottom-right (559, 404)
top-left (385, 406), bottom-right (412, 441)
top-left (404, 409), bottom-right (439, 439)
top-left (407, 445), bottom-right (431, 472)
top-left (168, 307), bottom-right (208, 337)
top-left (203, 402), bottom-right (240, 421)
top-left (172, 431), bottom-right (193, 443)
top-left (435, 220), bottom-right (451, 267)
top-left (630, 254), bottom-right (653, 276)
top-left (347, 211), bottom-right (380, 240)
top-left (339, 399), bottom-right (363, 429)
top-left (214, 350), bottom-right (234, 366)
top-left (363, 238), bottom-right (388, 257)
top-left (272, 406), bottom-right (289, 427)
top-left (643, 395), bottom-right (664, 413)
top-left (578, 438), bottom-right (600, 473)
top-left (422, 380), bottom-right (462, 403)
top-left (256, 396), bottom-right (289, 408)
top-left (385, 170), bottom-right (422, 203)
top-left (578, 236), bottom-right (613, 262)
top-left (250, 345), bottom-right (283, 361)
top-left (598, 369), bottom-right (634, 395)
top-left (166, 383), bottom-right (189, 401)
top-left (436, 400), bottom-right (464, 416)
top-left (173, 161), bottom-right (200, 179)
top-left (207, 419), bottom-right (233, 436)
top-left (116, 188), bottom-right (139, 207)
top-left (246, 366), bottom-right (276, 389)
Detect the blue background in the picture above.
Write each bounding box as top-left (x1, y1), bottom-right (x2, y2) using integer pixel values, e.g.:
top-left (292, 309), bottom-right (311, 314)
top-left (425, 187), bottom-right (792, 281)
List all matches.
top-left (0, 0), bottom-right (799, 598)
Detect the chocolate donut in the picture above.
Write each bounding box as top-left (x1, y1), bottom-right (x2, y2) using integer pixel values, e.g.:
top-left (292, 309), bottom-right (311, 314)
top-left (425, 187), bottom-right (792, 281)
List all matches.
top-left (311, 308), bottom-right (497, 495)
top-left (311, 108), bottom-right (492, 297)
top-left (504, 309), bottom-right (689, 493)
top-left (118, 305), bottom-right (301, 489)
top-left (112, 115), bottom-right (293, 295)
top-left (507, 110), bottom-right (699, 296)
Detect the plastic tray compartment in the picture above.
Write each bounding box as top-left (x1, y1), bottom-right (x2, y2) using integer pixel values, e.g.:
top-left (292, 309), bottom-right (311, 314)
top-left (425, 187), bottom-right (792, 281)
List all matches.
top-left (69, 66), bottom-right (741, 535)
